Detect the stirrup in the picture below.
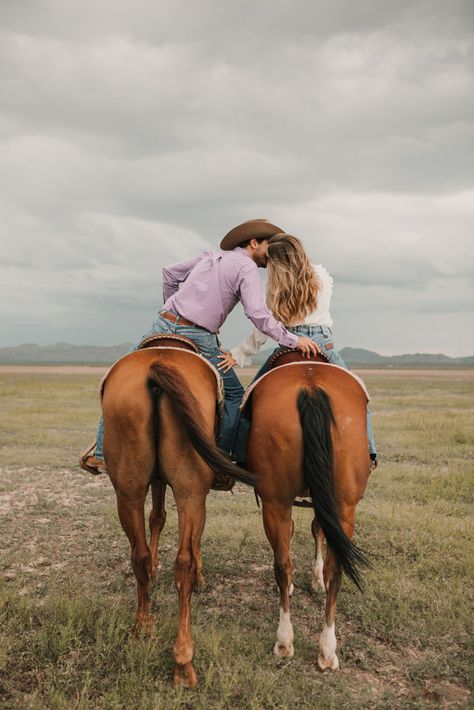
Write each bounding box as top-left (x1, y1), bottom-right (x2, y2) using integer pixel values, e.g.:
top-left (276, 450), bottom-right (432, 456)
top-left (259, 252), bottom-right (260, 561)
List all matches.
top-left (210, 474), bottom-right (235, 492)
top-left (79, 440), bottom-right (106, 475)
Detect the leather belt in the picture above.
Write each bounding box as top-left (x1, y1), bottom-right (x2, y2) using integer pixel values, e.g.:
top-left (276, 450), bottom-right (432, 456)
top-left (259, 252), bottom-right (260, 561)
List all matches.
top-left (161, 311), bottom-right (202, 329)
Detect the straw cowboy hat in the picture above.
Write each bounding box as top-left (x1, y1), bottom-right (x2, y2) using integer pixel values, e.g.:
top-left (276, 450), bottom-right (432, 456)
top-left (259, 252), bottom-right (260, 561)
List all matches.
top-left (220, 219), bottom-right (284, 251)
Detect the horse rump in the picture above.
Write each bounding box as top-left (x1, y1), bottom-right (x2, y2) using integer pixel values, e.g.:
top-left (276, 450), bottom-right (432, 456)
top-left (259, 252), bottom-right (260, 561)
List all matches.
top-left (297, 386), bottom-right (367, 590)
top-left (147, 362), bottom-right (257, 488)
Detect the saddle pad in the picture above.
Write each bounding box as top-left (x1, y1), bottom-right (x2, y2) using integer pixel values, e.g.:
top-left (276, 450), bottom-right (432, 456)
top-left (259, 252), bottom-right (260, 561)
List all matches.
top-left (99, 347), bottom-right (224, 413)
top-left (241, 361), bottom-right (369, 413)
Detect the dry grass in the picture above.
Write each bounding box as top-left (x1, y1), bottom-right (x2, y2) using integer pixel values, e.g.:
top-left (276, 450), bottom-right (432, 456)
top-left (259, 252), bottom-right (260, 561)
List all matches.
top-left (0, 370), bottom-right (472, 708)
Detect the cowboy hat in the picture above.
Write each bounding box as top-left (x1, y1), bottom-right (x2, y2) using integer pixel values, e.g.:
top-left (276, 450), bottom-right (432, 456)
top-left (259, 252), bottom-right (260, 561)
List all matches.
top-left (220, 219), bottom-right (285, 251)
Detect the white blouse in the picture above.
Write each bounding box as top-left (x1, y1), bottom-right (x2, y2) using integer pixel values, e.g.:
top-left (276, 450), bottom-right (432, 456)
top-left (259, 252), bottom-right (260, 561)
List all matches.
top-left (231, 264), bottom-right (334, 367)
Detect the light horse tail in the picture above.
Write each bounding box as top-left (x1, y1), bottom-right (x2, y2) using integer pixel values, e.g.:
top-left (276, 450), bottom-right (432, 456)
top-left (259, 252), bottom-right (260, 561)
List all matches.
top-left (148, 363), bottom-right (257, 488)
top-left (297, 386), bottom-right (367, 590)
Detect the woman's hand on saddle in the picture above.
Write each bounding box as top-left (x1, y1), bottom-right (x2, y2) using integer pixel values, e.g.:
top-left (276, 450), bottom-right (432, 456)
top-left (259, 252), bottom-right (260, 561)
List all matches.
top-left (296, 336), bottom-right (319, 358)
top-left (217, 351), bottom-right (237, 372)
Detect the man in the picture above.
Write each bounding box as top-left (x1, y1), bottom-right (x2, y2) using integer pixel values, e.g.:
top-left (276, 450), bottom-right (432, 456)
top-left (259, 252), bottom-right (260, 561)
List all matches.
top-left (81, 219), bottom-right (318, 473)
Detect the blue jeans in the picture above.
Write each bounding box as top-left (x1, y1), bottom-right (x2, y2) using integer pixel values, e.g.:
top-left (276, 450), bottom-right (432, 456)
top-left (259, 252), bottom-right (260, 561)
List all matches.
top-left (248, 325), bottom-right (376, 455)
top-left (95, 313), bottom-right (244, 459)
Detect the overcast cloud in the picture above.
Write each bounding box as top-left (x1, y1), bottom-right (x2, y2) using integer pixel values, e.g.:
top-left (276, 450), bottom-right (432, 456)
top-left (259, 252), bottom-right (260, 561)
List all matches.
top-left (0, 0), bottom-right (473, 355)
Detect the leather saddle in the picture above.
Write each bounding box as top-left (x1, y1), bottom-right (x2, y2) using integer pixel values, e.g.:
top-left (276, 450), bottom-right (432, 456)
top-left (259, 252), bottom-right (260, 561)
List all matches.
top-left (266, 345), bottom-right (330, 370)
top-left (137, 333), bottom-right (200, 353)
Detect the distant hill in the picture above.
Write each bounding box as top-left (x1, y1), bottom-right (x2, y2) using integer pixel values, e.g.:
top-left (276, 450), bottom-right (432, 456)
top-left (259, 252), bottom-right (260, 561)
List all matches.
top-left (0, 342), bottom-right (472, 368)
top-left (340, 348), bottom-right (474, 368)
top-left (0, 342), bottom-right (132, 365)
top-left (252, 346), bottom-right (474, 368)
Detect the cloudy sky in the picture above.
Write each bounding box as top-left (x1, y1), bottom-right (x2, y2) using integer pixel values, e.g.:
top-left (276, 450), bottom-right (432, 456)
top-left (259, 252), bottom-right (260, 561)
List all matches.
top-left (1, 0), bottom-right (473, 356)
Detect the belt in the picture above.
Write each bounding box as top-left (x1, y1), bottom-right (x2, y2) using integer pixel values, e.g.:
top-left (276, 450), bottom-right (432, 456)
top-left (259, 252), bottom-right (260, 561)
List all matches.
top-left (160, 310), bottom-right (210, 331)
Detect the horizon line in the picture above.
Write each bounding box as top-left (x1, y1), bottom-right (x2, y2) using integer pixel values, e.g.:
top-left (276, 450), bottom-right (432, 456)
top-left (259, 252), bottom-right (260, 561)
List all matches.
top-left (0, 341), bottom-right (472, 360)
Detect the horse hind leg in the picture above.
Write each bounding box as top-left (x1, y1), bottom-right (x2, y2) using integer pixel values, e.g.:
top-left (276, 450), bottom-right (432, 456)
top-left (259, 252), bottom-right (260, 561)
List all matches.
top-left (318, 503), bottom-right (357, 671)
top-left (311, 516), bottom-right (325, 592)
top-left (262, 500), bottom-right (295, 658)
top-left (172, 492), bottom-right (207, 688)
top-left (116, 489), bottom-right (153, 636)
top-left (148, 420), bottom-right (205, 601)
top-left (288, 517), bottom-right (295, 597)
top-left (149, 478), bottom-right (167, 580)
top-left (318, 546), bottom-right (341, 671)
top-left (195, 548), bottom-right (206, 590)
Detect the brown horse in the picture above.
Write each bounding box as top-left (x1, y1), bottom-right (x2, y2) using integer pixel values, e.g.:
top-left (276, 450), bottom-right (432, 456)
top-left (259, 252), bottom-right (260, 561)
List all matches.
top-left (244, 360), bottom-right (371, 670)
top-left (100, 345), bottom-right (256, 688)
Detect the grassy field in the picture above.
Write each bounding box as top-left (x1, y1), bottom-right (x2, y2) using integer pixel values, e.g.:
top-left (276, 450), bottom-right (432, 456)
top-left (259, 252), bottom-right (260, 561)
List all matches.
top-left (0, 369), bottom-right (472, 709)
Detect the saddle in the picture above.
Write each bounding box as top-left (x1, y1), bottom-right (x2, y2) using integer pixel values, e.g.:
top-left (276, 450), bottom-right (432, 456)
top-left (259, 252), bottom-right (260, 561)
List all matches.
top-left (137, 333), bottom-right (200, 353)
top-left (137, 333), bottom-right (234, 492)
top-left (266, 345), bottom-right (330, 369)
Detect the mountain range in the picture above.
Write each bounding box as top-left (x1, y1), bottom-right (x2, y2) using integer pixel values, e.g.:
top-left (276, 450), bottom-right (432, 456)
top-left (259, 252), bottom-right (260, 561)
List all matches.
top-left (0, 342), bottom-right (472, 368)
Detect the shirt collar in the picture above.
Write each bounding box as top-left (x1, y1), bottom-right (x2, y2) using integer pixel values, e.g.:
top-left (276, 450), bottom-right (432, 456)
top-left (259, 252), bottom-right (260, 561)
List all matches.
top-left (234, 246), bottom-right (253, 261)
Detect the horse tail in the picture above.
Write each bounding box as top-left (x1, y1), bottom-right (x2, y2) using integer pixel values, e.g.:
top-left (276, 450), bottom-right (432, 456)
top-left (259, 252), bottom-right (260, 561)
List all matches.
top-left (297, 387), bottom-right (367, 590)
top-left (147, 363), bottom-right (257, 488)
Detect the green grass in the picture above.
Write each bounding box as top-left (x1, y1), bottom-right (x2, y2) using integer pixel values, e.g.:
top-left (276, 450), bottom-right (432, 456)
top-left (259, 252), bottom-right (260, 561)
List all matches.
top-left (0, 370), bottom-right (472, 708)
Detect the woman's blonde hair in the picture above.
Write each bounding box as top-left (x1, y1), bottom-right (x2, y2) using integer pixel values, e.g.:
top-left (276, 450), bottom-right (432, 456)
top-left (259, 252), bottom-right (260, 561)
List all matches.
top-left (266, 234), bottom-right (319, 325)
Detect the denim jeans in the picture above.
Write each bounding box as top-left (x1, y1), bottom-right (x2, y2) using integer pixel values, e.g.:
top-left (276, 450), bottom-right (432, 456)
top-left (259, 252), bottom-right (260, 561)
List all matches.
top-left (247, 325), bottom-right (376, 455)
top-left (95, 313), bottom-right (244, 459)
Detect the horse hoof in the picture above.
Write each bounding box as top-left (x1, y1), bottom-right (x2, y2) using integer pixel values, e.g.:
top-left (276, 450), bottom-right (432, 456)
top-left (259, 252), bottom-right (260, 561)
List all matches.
top-left (197, 572), bottom-right (206, 590)
top-left (317, 653), bottom-right (339, 671)
top-left (289, 582), bottom-right (294, 597)
top-left (174, 663), bottom-right (198, 688)
top-left (274, 641), bottom-right (295, 658)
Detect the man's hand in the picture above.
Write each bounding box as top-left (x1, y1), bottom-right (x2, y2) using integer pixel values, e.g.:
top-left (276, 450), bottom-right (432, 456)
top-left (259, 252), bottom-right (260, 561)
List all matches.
top-left (295, 336), bottom-right (319, 358)
top-left (217, 351), bottom-right (238, 372)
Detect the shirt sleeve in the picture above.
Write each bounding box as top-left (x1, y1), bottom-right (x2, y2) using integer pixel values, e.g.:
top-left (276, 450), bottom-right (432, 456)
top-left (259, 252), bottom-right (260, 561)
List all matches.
top-left (162, 253), bottom-right (205, 301)
top-left (231, 327), bottom-right (269, 367)
top-left (237, 266), bottom-right (298, 349)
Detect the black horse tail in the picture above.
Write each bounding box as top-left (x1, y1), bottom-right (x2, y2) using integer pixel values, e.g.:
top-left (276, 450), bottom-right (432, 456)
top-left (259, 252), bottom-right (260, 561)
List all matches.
top-left (147, 363), bottom-right (257, 488)
top-left (297, 387), bottom-right (367, 590)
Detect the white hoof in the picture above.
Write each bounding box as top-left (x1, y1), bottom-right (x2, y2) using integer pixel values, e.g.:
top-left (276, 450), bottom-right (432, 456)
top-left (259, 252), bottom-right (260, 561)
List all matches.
top-left (319, 623), bottom-right (337, 670)
top-left (274, 641), bottom-right (295, 658)
top-left (318, 653), bottom-right (339, 671)
top-left (289, 582), bottom-right (294, 597)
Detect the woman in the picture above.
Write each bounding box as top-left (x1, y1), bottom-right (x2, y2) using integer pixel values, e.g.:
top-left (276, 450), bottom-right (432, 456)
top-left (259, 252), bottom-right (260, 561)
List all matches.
top-left (219, 234), bottom-right (377, 466)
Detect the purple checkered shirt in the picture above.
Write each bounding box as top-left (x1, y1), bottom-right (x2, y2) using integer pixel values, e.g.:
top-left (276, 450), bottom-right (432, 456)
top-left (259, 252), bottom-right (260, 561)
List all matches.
top-left (162, 248), bottom-right (298, 348)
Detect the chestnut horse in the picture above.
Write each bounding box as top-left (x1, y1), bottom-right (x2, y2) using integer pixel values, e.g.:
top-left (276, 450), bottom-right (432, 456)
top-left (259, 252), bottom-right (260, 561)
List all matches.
top-left (244, 360), bottom-right (371, 670)
top-left (100, 346), bottom-right (256, 688)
